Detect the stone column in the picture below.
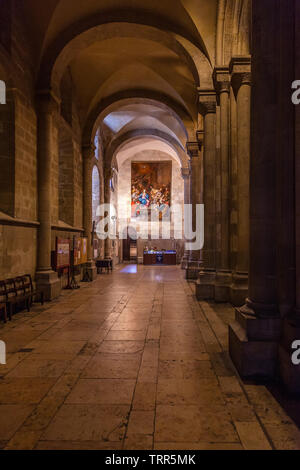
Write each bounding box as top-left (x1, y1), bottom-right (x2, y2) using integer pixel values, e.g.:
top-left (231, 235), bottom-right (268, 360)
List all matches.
top-left (185, 140), bottom-right (202, 280)
top-left (229, 57), bottom-right (251, 306)
top-left (35, 92), bottom-right (61, 301)
top-left (228, 47), bottom-right (281, 376)
top-left (278, 0), bottom-right (300, 393)
top-left (82, 144), bottom-right (97, 281)
top-left (181, 167), bottom-right (191, 269)
top-left (295, 0), bottom-right (300, 328)
top-left (213, 67), bottom-right (232, 301)
top-left (196, 91), bottom-right (217, 300)
top-left (104, 167), bottom-right (112, 259)
top-left (229, 87), bottom-right (238, 275)
top-left (99, 167), bottom-right (105, 259)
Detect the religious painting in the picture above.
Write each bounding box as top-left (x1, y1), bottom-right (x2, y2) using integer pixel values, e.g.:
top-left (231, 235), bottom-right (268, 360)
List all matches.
top-left (131, 162), bottom-right (172, 220)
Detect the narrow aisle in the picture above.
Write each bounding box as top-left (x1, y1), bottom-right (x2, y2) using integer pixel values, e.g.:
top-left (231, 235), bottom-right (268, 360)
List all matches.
top-left (0, 266), bottom-right (299, 450)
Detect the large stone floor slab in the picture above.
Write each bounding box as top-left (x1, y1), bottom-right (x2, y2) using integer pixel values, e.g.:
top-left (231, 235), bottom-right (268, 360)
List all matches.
top-left (0, 265), bottom-right (299, 450)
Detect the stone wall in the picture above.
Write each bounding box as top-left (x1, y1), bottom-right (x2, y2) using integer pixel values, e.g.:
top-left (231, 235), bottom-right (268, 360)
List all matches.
top-left (51, 119), bottom-right (59, 224)
top-left (14, 91), bottom-right (37, 221)
top-left (0, 224), bottom-right (37, 278)
top-left (0, 1), bottom-right (38, 279)
top-left (74, 139), bottom-right (83, 228)
top-left (0, 1), bottom-right (85, 281)
top-left (58, 124), bottom-right (75, 226)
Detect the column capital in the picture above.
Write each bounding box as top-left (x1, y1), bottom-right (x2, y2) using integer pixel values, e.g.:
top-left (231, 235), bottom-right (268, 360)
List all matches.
top-left (230, 56), bottom-right (252, 93)
top-left (198, 89), bottom-right (217, 115)
top-left (186, 141), bottom-right (200, 159)
top-left (196, 130), bottom-right (204, 150)
top-left (36, 90), bottom-right (60, 114)
top-left (213, 67), bottom-right (231, 95)
top-left (181, 167), bottom-right (191, 179)
top-left (82, 143), bottom-right (96, 160)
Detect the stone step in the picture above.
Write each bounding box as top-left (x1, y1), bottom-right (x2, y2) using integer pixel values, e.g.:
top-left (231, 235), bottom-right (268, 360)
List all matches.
top-left (229, 320), bottom-right (278, 379)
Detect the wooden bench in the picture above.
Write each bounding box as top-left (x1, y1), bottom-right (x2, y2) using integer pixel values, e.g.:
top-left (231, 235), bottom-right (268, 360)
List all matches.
top-left (5, 277), bottom-right (32, 320)
top-left (0, 275), bottom-right (44, 322)
top-left (96, 259), bottom-right (113, 274)
top-left (21, 274), bottom-right (44, 307)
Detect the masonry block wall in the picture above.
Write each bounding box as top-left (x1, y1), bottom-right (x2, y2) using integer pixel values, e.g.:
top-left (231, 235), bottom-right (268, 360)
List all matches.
top-left (0, 1), bottom-right (38, 278)
top-left (0, 0), bottom-right (84, 279)
top-left (14, 92), bottom-right (37, 221)
top-left (59, 124), bottom-right (75, 226)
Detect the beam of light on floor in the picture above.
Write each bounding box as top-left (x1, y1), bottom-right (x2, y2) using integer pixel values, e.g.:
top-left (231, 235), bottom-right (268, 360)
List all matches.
top-left (120, 265), bottom-right (138, 274)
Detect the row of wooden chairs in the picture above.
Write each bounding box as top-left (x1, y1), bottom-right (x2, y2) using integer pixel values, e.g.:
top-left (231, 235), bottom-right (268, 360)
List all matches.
top-left (0, 274), bottom-right (44, 323)
top-left (96, 259), bottom-right (113, 274)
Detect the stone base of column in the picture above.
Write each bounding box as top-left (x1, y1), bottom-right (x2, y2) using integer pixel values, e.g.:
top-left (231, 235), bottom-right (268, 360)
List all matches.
top-left (229, 303), bottom-right (281, 379)
top-left (36, 270), bottom-right (61, 302)
top-left (83, 261), bottom-right (97, 282)
top-left (230, 272), bottom-right (248, 306)
top-left (214, 270), bottom-right (232, 302)
top-left (185, 260), bottom-right (201, 280)
top-left (196, 269), bottom-right (216, 300)
top-left (279, 314), bottom-right (300, 394)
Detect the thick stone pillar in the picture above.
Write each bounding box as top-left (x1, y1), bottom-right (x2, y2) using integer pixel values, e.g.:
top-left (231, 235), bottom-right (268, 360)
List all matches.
top-left (278, 0), bottom-right (300, 393)
top-left (214, 68), bottom-right (232, 301)
top-left (185, 140), bottom-right (202, 280)
top-left (196, 91), bottom-right (217, 300)
top-left (35, 92), bottom-right (61, 301)
top-left (82, 144), bottom-right (97, 281)
top-left (181, 167), bottom-right (191, 269)
top-left (229, 44), bottom-right (280, 377)
top-left (104, 168), bottom-right (112, 259)
top-left (229, 57), bottom-right (251, 306)
top-left (229, 87), bottom-right (238, 276)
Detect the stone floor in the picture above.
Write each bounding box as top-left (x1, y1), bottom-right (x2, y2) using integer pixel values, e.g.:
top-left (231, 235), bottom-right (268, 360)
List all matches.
top-left (0, 265), bottom-right (299, 450)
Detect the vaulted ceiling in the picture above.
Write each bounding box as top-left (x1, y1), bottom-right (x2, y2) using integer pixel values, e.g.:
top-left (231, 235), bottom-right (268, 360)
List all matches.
top-left (22, 0), bottom-right (219, 162)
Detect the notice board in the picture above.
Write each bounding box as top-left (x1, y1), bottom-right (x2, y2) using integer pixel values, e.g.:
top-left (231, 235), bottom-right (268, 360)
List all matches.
top-left (73, 237), bottom-right (82, 266)
top-left (55, 238), bottom-right (70, 269)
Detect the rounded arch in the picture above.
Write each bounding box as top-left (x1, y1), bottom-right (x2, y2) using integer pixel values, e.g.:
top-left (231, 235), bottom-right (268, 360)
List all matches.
top-left (107, 129), bottom-right (189, 171)
top-left (37, 14), bottom-right (209, 91)
top-left (115, 137), bottom-right (184, 170)
top-left (83, 93), bottom-right (194, 147)
top-left (217, 0), bottom-right (251, 65)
